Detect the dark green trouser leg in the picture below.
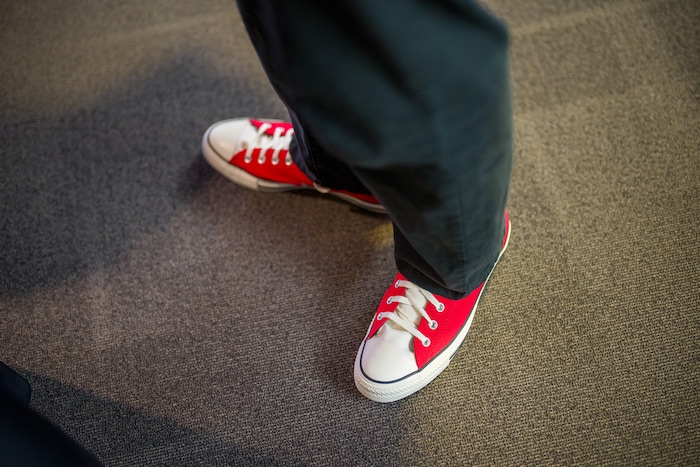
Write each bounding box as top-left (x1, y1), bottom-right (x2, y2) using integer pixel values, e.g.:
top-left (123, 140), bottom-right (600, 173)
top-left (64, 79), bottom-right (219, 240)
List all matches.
top-left (237, 0), bottom-right (513, 299)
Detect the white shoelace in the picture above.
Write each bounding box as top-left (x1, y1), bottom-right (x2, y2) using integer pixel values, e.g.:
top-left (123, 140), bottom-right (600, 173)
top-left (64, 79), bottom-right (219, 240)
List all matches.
top-left (377, 279), bottom-right (445, 348)
top-left (242, 122), bottom-right (294, 166)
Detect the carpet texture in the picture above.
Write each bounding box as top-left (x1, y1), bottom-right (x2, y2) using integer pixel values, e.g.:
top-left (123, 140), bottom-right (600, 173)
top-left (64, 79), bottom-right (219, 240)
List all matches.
top-left (1, 0), bottom-right (698, 465)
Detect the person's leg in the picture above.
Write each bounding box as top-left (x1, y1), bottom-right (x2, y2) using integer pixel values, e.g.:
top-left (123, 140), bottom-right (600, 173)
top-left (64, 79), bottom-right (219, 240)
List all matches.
top-left (287, 110), bottom-right (372, 196)
top-left (235, 0), bottom-right (512, 297)
top-left (228, 0), bottom-right (512, 401)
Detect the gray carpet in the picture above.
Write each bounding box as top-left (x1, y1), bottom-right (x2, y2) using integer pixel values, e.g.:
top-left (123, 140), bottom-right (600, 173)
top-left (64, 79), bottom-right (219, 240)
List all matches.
top-left (1, 0), bottom-right (698, 465)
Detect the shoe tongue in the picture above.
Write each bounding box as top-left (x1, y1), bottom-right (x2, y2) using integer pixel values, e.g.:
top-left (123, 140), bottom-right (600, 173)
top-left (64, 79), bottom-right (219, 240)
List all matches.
top-left (395, 288), bottom-right (427, 327)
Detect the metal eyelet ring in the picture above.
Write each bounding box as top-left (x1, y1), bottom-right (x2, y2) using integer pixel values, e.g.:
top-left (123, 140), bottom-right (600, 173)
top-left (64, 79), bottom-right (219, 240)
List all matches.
top-left (429, 320), bottom-right (438, 330)
top-left (422, 338), bottom-right (431, 347)
top-left (436, 303), bottom-right (445, 312)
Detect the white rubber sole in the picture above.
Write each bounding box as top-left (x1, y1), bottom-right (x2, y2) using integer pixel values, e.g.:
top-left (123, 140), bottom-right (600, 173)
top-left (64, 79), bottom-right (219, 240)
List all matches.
top-left (354, 218), bottom-right (511, 403)
top-left (201, 123), bottom-right (386, 214)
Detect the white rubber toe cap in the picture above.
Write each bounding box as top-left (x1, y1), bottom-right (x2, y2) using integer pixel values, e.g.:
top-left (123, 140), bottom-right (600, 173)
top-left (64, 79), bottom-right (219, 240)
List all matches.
top-left (359, 324), bottom-right (418, 382)
top-left (205, 119), bottom-right (252, 159)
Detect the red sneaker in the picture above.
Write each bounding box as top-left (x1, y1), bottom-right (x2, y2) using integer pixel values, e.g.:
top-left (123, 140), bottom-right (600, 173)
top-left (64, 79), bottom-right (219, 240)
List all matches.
top-left (202, 118), bottom-right (385, 213)
top-left (354, 212), bottom-right (511, 402)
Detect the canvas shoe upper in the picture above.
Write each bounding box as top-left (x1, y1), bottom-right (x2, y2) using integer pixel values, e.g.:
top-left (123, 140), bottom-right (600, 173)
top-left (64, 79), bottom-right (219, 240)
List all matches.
top-left (354, 212), bottom-right (511, 403)
top-left (202, 118), bottom-right (385, 213)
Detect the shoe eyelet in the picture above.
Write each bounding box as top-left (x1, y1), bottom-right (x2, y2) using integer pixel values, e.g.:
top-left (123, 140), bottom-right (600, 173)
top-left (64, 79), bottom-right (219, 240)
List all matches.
top-left (422, 338), bottom-right (431, 347)
top-left (244, 155), bottom-right (252, 164)
top-left (429, 320), bottom-right (438, 330)
top-left (285, 154), bottom-right (293, 166)
top-left (394, 281), bottom-right (400, 288)
top-left (436, 303), bottom-right (445, 312)
top-left (271, 156), bottom-right (279, 165)
top-left (258, 154), bottom-right (266, 164)
top-left (376, 313), bottom-right (385, 321)
top-left (386, 297), bottom-right (393, 305)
